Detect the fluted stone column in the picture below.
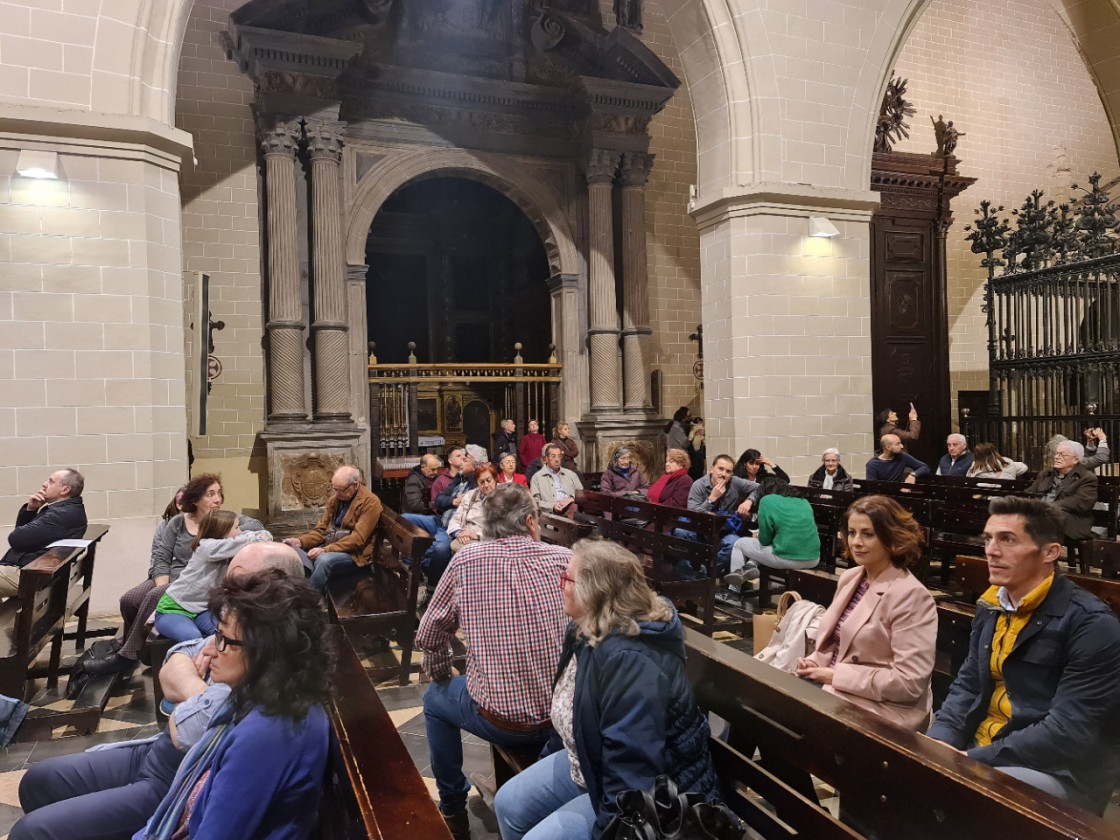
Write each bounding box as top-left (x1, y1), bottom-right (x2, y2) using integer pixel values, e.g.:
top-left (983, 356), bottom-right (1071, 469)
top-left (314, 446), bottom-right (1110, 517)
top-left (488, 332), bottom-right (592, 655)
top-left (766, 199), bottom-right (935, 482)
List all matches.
top-left (586, 149), bottom-right (622, 411)
top-left (306, 120), bottom-right (351, 422)
top-left (261, 120), bottom-right (306, 421)
top-left (619, 151), bottom-right (654, 410)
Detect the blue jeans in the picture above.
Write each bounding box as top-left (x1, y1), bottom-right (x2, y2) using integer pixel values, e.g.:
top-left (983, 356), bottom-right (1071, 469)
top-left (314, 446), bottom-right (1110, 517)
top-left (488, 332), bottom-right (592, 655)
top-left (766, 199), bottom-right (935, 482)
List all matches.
top-left (153, 610), bottom-right (217, 643)
top-left (672, 529), bottom-right (738, 575)
top-left (12, 734), bottom-right (182, 840)
top-left (423, 676), bottom-right (548, 814)
top-left (402, 514), bottom-right (452, 589)
top-left (308, 552), bottom-right (360, 592)
top-left (495, 750), bottom-right (595, 840)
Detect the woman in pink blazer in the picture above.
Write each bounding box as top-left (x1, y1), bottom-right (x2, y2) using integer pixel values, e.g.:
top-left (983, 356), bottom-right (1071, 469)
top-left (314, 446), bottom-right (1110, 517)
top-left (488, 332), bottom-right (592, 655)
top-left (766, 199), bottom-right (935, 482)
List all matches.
top-left (796, 495), bottom-right (937, 730)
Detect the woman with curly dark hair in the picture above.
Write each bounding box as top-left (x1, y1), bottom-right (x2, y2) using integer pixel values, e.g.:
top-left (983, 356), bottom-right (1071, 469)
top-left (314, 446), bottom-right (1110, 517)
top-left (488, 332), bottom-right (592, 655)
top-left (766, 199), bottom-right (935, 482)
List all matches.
top-left (795, 495), bottom-right (936, 730)
top-left (136, 569), bottom-right (335, 839)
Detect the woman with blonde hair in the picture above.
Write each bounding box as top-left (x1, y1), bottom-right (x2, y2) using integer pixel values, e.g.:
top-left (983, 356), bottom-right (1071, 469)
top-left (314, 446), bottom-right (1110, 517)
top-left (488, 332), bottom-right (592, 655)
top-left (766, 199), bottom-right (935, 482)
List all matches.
top-left (495, 539), bottom-right (719, 840)
top-left (795, 495), bottom-right (937, 730)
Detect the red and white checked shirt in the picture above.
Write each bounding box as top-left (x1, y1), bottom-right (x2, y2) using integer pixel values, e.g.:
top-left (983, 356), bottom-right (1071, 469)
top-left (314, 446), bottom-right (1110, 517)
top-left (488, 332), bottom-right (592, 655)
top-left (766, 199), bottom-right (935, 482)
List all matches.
top-left (416, 535), bottom-right (571, 724)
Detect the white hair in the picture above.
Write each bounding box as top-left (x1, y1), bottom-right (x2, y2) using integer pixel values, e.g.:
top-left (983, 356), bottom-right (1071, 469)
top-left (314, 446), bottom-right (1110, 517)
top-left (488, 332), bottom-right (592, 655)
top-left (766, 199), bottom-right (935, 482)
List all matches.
top-left (1057, 440), bottom-right (1086, 462)
top-left (947, 434), bottom-right (967, 446)
top-left (821, 448), bottom-right (840, 461)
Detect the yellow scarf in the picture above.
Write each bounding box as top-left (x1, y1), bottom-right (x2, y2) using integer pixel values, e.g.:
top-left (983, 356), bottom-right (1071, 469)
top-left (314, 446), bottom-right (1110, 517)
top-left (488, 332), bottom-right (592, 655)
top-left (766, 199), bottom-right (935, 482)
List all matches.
top-left (973, 573), bottom-right (1055, 747)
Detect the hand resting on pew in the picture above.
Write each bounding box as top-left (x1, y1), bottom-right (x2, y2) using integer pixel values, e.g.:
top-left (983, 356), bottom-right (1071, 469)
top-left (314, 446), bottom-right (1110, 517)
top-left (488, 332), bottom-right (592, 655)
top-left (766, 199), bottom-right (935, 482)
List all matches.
top-left (794, 658), bottom-right (833, 685)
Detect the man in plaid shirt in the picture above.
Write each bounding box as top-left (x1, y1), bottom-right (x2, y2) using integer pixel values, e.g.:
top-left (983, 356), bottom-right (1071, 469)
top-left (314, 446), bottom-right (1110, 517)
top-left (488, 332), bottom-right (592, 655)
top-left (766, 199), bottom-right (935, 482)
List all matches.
top-left (416, 483), bottom-right (571, 839)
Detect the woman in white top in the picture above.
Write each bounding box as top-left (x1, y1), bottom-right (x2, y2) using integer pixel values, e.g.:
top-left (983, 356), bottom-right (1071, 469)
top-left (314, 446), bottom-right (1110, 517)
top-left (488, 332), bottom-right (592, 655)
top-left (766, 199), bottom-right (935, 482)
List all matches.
top-left (967, 442), bottom-right (1028, 480)
top-left (447, 464), bottom-right (499, 553)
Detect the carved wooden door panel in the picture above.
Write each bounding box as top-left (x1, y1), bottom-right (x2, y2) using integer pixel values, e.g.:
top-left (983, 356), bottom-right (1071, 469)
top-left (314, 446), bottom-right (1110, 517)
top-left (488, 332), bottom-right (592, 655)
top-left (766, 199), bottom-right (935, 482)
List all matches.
top-left (870, 216), bottom-right (949, 469)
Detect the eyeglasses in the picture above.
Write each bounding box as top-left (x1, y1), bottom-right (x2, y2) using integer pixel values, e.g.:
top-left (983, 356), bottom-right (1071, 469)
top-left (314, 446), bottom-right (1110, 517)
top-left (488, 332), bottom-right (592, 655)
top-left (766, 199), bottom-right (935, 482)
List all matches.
top-left (214, 629), bottom-right (244, 653)
top-left (559, 570), bottom-right (577, 588)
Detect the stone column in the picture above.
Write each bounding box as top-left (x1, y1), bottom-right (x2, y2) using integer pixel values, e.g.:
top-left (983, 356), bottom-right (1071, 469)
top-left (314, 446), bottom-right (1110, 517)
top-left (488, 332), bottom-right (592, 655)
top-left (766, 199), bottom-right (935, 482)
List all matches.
top-left (305, 119), bottom-right (351, 422)
top-left (261, 120), bottom-right (306, 421)
top-left (585, 149), bottom-right (622, 411)
top-left (619, 151), bottom-right (654, 410)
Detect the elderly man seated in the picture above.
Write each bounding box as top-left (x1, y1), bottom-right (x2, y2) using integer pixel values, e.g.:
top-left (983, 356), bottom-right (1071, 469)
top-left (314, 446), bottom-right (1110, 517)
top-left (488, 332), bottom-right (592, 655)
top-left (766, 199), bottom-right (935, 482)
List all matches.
top-left (530, 442), bottom-right (583, 516)
top-left (282, 465), bottom-right (383, 592)
top-left (10, 542), bottom-right (305, 840)
top-left (936, 433), bottom-right (974, 476)
top-left (1026, 439), bottom-right (1098, 543)
top-left (0, 469), bottom-right (87, 597)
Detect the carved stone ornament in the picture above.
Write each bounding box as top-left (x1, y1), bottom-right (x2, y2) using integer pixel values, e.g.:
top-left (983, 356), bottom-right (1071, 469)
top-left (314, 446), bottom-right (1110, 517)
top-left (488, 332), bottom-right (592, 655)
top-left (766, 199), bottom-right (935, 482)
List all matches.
top-left (259, 120), bottom-right (302, 156)
top-left (531, 12), bottom-right (566, 51)
top-left (874, 76), bottom-right (916, 154)
top-left (590, 112), bottom-right (650, 135)
top-left (305, 120), bottom-right (346, 161)
top-left (257, 70), bottom-right (339, 101)
top-left (619, 151), bottom-right (654, 188)
top-left (613, 0), bottom-right (642, 32)
top-left (585, 149), bottom-right (621, 185)
top-left (281, 452), bottom-right (346, 509)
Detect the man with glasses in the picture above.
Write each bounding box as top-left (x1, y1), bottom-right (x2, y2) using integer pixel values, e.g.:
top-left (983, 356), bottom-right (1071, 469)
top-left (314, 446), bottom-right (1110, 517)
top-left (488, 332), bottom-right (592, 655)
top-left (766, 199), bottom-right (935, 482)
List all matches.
top-left (1025, 440), bottom-right (1098, 543)
top-left (283, 465), bottom-right (383, 591)
top-left (1, 468), bottom-right (87, 596)
top-left (417, 484), bottom-right (570, 839)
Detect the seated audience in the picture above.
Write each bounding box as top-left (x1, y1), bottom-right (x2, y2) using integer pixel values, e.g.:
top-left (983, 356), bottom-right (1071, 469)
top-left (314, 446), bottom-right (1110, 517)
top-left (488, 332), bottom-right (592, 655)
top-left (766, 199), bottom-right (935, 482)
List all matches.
top-left (134, 570), bottom-right (334, 839)
top-left (648, 448), bottom-right (694, 509)
top-left (496, 452), bottom-right (527, 487)
top-left (876, 402), bottom-right (920, 443)
top-left (927, 496), bottom-right (1120, 814)
top-left (402, 454), bottom-right (442, 516)
top-left (807, 448), bottom-right (854, 491)
top-left (967, 442), bottom-right (1028, 480)
top-left (465, 443), bottom-right (489, 467)
top-left (494, 539), bottom-right (719, 840)
top-left (416, 484), bottom-right (571, 839)
top-left (434, 450), bottom-right (477, 527)
top-left (726, 478), bottom-right (819, 594)
top-left (96, 475), bottom-right (264, 675)
top-left (1025, 440), bottom-right (1097, 542)
top-left (282, 465), bottom-right (382, 592)
top-left (686, 455), bottom-right (760, 572)
top-left (518, 419), bottom-right (547, 472)
top-left (733, 448), bottom-right (790, 483)
top-left (11, 543), bottom-right (306, 840)
top-left (447, 464), bottom-right (499, 553)
top-left (153, 510), bottom-right (272, 643)
top-left (552, 421), bottom-right (580, 472)
top-left (530, 443), bottom-right (584, 517)
top-left (0, 468), bottom-right (87, 597)
top-left (598, 447), bottom-right (649, 497)
top-left (936, 433), bottom-right (974, 476)
top-left (865, 434), bottom-right (930, 483)
top-left (796, 495), bottom-right (936, 730)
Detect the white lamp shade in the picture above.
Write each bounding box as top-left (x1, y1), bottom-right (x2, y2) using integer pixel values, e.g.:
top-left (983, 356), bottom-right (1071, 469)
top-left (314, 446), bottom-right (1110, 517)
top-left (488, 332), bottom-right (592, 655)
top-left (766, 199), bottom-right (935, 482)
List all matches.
top-left (16, 150), bottom-right (60, 180)
top-left (808, 216), bottom-right (840, 238)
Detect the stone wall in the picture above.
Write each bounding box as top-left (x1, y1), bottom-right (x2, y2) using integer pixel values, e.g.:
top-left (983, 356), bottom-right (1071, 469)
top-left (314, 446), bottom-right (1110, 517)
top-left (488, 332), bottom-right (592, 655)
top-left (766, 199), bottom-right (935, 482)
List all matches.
top-left (893, 0), bottom-right (1120, 420)
top-left (176, 0), bottom-right (267, 517)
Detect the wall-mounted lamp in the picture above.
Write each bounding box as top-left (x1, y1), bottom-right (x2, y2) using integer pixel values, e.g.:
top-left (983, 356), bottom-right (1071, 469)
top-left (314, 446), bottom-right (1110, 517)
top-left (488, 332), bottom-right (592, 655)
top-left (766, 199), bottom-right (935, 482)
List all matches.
top-left (808, 216), bottom-right (840, 238)
top-left (16, 150), bottom-right (61, 180)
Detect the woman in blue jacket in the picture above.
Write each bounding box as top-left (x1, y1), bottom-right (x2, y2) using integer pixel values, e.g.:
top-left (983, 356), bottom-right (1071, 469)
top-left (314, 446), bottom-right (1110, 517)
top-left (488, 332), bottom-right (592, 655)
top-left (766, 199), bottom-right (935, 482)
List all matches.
top-left (134, 569), bottom-right (334, 840)
top-left (495, 540), bottom-right (719, 840)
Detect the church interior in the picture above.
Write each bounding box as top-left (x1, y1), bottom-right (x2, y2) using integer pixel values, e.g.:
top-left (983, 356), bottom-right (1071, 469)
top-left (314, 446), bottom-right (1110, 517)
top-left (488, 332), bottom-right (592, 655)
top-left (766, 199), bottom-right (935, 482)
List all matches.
top-left (1, 0), bottom-right (1120, 837)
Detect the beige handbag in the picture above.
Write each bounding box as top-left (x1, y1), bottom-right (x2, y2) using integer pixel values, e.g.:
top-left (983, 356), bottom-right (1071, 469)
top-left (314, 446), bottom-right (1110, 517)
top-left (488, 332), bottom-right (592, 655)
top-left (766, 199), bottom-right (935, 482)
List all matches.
top-left (752, 590), bottom-right (801, 654)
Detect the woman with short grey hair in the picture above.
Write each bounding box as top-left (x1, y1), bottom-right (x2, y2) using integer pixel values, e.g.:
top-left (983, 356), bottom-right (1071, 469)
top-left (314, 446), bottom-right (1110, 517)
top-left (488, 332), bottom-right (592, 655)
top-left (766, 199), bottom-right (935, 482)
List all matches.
top-left (598, 447), bottom-right (650, 498)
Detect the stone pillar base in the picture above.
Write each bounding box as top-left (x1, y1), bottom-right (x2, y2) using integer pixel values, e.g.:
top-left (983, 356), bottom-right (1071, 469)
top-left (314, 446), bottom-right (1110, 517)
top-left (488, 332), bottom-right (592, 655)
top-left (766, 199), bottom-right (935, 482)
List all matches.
top-left (575, 413), bottom-right (667, 480)
top-left (260, 423), bottom-right (366, 534)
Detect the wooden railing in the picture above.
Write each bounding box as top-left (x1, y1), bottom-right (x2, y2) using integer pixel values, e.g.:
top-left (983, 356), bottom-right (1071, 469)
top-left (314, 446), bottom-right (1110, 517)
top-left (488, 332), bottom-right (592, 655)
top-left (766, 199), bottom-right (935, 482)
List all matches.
top-left (369, 342), bottom-right (561, 465)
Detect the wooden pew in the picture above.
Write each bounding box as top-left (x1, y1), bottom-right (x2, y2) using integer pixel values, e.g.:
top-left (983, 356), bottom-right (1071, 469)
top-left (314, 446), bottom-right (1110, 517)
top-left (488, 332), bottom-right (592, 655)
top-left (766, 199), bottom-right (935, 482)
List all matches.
top-left (685, 628), bottom-right (1116, 840)
top-left (325, 507), bottom-right (432, 686)
top-left (0, 525), bottom-right (110, 739)
top-left (537, 512), bottom-right (593, 548)
top-left (317, 624), bottom-right (451, 840)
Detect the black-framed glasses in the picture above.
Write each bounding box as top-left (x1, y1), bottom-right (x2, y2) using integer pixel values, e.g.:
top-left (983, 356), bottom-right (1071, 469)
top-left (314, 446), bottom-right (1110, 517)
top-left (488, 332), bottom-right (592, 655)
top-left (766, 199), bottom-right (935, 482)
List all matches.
top-left (214, 629), bottom-right (244, 653)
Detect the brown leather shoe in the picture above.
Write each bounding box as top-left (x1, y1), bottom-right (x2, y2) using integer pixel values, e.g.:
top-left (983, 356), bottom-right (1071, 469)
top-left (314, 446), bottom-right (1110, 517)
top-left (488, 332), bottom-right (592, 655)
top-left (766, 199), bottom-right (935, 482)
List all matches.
top-left (440, 808), bottom-right (470, 840)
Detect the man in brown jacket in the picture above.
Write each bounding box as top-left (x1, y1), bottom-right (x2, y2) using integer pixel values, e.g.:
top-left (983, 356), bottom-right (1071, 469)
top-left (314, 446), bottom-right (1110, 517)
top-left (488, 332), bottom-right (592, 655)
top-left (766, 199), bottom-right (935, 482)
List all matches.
top-left (283, 465), bottom-right (383, 592)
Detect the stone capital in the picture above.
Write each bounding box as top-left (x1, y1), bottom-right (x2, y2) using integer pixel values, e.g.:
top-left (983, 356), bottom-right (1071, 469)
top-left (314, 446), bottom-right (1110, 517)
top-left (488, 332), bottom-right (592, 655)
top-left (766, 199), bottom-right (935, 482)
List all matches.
top-left (304, 119), bottom-right (346, 162)
top-left (619, 151), bottom-right (654, 188)
top-left (259, 120), bottom-right (302, 157)
top-left (584, 149), bottom-right (621, 185)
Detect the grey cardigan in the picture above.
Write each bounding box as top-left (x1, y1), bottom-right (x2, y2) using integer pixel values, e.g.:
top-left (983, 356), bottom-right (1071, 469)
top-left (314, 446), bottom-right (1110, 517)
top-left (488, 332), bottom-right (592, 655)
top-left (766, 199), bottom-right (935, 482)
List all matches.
top-left (163, 531), bottom-right (272, 614)
top-left (149, 513), bottom-right (265, 581)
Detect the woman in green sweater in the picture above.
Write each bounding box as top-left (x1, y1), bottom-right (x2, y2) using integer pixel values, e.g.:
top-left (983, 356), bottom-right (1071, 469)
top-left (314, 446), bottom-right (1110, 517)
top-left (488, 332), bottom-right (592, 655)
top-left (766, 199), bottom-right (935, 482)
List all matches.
top-left (725, 477), bottom-right (819, 586)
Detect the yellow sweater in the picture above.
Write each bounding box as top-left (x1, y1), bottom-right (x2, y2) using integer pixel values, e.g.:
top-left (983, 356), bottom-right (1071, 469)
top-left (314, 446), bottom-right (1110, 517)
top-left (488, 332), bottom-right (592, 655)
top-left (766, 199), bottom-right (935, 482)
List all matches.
top-left (973, 573), bottom-right (1055, 747)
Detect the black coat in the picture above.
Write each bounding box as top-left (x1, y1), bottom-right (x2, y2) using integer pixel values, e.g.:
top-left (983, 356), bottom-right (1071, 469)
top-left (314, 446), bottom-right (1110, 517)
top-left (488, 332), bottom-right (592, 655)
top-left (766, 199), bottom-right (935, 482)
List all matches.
top-left (1026, 464), bottom-right (1098, 541)
top-left (2, 497), bottom-right (88, 567)
top-left (401, 465), bottom-right (435, 515)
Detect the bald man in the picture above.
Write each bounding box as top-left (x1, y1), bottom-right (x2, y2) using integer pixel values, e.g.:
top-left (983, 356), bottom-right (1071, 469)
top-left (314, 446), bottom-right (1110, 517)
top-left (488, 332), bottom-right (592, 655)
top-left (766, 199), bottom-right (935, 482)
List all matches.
top-left (865, 434), bottom-right (931, 483)
top-left (282, 465), bottom-right (383, 592)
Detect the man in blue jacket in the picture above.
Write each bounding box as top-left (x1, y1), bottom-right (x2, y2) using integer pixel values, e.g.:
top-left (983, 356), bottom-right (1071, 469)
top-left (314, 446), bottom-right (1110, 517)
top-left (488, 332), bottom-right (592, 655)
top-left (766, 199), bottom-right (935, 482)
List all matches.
top-left (936, 433), bottom-right (974, 476)
top-left (0, 469), bottom-right (87, 596)
top-left (865, 434), bottom-right (930, 483)
top-left (926, 496), bottom-right (1120, 814)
